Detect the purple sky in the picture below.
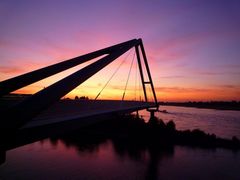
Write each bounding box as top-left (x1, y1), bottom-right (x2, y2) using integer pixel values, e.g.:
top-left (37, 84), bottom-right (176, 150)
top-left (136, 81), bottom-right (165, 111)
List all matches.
top-left (1, 0), bottom-right (240, 101)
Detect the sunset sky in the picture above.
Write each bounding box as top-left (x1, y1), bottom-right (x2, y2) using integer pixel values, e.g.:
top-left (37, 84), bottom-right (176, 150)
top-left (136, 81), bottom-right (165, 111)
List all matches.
top-left (1, 0), bottom-right (240, 101)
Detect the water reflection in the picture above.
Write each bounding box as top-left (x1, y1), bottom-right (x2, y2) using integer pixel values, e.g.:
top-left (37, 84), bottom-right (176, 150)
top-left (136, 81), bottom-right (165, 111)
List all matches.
top-left (56, 133), bottom-right (107, 154)
top-left (53, 127), bottom-right (174, 180)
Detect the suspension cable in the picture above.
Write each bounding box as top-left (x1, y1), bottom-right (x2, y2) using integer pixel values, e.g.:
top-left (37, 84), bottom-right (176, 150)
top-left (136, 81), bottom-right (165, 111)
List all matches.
top-left (122, 51), bottom-right (135, 101)
top-left (94, 49), bottom-right (133, 100)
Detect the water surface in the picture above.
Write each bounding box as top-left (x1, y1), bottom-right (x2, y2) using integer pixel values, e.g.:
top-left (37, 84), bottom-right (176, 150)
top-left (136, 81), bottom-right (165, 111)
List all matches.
top-left (1, 139), bottom-right (240, 179)
top-left (1, 106), bottom-right (240, 179)
top-left (139, 105), bottom-right (240, 139)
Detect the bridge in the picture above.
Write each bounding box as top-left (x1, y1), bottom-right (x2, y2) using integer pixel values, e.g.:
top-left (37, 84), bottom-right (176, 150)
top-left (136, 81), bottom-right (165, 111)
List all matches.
top-left (0, 38), bottom-right (158, 149)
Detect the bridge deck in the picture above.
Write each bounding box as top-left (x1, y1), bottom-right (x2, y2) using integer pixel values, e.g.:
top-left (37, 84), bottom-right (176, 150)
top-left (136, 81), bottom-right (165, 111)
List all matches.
top-left (21, 100), bottom-right (154, 129)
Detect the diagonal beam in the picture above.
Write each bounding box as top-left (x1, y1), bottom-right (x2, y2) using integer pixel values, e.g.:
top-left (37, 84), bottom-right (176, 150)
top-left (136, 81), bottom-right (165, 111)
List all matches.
top-left (139, 40), bottom-right (158, 108)
top-left (135, 45), bottom-right (148, 102)
top-left (2, 39), bottom-right (140, 130)
top-left (0, 39), bottom-right (137, 97)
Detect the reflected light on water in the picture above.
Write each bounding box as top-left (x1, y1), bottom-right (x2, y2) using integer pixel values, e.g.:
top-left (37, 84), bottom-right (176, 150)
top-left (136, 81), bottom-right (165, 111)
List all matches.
top-left (1, 135), bottom-right (240, 179)
top-left (137, 106), bottom-right (240, 139)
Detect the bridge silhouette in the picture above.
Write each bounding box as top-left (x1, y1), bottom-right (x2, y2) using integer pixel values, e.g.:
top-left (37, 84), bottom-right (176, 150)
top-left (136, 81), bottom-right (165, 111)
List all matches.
top-left (0, 38), bottom-right (158, 148)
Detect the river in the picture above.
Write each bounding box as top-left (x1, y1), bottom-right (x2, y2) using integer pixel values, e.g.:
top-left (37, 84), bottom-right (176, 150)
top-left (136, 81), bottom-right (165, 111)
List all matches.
top-left (1, 106), bottom-right (240, 179)
top-left (139, 105), bottom-right (240, 139)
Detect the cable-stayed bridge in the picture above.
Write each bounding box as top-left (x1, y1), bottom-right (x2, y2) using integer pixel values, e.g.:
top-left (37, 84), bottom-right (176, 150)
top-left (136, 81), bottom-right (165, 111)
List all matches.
top-left (0, 38), bottom-right (159, 149)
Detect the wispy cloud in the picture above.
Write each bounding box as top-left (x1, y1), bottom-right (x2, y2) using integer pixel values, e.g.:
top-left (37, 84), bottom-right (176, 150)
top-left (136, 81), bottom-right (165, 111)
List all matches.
top-left (155, 86), bottom-right (212, 93)
top-left (148, 32), bottom-right (211, 61)
top-left (155, 85), bottom-right (240, 101)
top-left (194, 69), bottom-right (240, 76)
top-left (0, 65), bottom-right (24, 74)
top-left (215, 85), bottom-right (240, 89)
top-left (159, 75), bottom-right (185, 79)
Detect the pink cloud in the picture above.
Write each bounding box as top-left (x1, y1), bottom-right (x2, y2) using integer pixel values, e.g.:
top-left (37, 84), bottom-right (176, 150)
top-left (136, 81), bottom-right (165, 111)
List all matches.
top-left (159, 75), bottom-right (185, 79)
top-left (155, 86), bottom-right (213, 93)
top-left (146, 32), bottom-right (215, 62)
top-left (155, 85), bottom-right (240, 101)
top-left (192, 69), bottom-right (240, 76)
top-left (0, 65), bottom-right (24, 74)
top-left (215, 85), bottom-right (240, 89)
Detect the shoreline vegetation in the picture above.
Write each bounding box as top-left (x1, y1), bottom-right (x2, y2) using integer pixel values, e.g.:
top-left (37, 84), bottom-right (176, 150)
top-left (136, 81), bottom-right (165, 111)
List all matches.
top-left (159, 101), bottom-right (240, 111)
top-left (1, 93), bottom-right (240, 111)
top-left (56, 114), bottom-right (240, 151)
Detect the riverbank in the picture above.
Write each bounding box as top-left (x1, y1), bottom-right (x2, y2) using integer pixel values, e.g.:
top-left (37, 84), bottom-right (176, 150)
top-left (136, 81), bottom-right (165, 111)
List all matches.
top-left (159, 101), bottom-right (240, 111)
top-left (56, 114), bottom-right (240, 151)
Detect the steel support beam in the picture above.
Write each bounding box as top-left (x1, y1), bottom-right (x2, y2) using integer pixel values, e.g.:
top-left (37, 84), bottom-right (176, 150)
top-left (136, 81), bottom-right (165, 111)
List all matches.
top-left (0, 39), bottom-right (137, 97)
top-left (135, 45), bottom-right (148, 102)
top-left (139, 40), bottom-right (158, 108)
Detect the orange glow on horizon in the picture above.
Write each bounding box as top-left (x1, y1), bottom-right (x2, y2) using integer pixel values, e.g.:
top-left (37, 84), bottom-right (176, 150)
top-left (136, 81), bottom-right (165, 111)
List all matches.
top-left (8, 48), bottom-right (240, 102)
top-left (13, 84), bottom-right (240, 102)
